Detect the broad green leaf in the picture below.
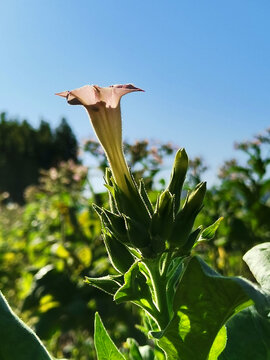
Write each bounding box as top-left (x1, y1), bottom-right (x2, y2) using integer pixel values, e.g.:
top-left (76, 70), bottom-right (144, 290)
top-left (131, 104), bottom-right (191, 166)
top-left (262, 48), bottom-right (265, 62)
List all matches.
top-left (0, 291), bottom-right (54, 360)
top-left (219, 306), bottom-right (270, 360)
top-left (219, 243), bottom-right (270, 359)
top-left (199, 217), bottom-right (224, 242)
top-left (243, 242), bottom-right (270, 292)
top-left (208, 326), bottom-right (227, 360)
top-left (154, 256), bottom-right (268, 360)
top-left (94, 312), bottom-right (125, 360)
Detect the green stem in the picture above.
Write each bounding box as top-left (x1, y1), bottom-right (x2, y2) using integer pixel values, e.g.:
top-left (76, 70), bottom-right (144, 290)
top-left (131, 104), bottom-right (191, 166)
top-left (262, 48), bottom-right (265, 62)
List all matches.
top-left (143, 256), bottom-right (172, 330)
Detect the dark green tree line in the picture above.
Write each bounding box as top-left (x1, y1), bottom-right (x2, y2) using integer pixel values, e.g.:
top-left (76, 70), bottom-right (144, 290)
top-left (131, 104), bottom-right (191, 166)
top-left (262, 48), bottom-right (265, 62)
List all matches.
top-left (0, 113), bottom-right (78, 203)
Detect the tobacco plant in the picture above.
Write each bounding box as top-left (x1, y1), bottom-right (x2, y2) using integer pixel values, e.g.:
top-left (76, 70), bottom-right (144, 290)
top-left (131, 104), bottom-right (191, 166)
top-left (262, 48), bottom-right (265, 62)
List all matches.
top-left (56, 84), bottom-right (270, 360)
top-left (0, 84), bottom-right (269, 360)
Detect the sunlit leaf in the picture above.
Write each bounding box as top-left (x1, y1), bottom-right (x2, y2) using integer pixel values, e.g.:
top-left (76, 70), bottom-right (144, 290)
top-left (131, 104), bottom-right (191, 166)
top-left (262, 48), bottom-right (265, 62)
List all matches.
top-left (219, 306), bottom-right (270, 360)
top-left (243, 242), bottom-right (270, 292)
top-left (85, 275), bottom-right (123, 296)
top-left (154, 256), bottom-right (268, 360)
top-left (0, 291), bottom-right (54, 360)
top-left (94, 312), bottom-right (125, 360)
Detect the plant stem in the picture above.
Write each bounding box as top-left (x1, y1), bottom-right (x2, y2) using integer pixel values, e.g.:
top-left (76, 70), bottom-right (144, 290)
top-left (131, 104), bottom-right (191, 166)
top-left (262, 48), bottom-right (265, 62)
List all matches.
top-left (143, 257), bottom-right (171, 330)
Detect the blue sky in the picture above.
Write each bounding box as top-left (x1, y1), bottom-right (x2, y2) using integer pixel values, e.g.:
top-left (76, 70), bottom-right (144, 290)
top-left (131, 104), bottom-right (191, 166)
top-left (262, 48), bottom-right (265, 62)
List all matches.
top-left (1, 1), bottom-right (270, 184)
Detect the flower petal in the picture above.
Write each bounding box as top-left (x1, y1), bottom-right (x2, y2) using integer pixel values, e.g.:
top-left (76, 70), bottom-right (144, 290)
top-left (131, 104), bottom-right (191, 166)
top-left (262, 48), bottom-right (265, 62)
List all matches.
top-left (56, 84), bottom-right (144, 108)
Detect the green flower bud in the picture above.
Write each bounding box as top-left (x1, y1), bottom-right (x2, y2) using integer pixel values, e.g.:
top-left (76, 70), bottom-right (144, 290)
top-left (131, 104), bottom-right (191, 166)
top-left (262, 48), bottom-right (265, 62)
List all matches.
top-left (150, 190), bottom-right (175, 253)
top-left (168, 182), bottom-right (206, 248)
top-left (167, 148), bottom-right (188, 213)
top-left (182, 182), bottom-right (206, 217)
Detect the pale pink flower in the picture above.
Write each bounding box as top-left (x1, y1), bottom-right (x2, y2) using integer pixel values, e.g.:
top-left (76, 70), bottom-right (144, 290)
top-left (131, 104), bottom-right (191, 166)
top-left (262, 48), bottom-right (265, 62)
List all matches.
top-left (56, 84), bottom-right (143, 195)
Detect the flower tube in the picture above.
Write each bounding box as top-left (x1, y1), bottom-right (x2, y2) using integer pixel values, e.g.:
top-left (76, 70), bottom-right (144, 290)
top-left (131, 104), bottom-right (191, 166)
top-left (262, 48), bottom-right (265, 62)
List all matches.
top-left (56, 84), bottom-right (143, 195)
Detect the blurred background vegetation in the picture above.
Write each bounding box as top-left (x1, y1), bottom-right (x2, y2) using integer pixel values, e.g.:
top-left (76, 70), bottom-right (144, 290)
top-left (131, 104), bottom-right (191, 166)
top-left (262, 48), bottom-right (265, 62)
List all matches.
top-left (1, 112), bottom-right (270, 359)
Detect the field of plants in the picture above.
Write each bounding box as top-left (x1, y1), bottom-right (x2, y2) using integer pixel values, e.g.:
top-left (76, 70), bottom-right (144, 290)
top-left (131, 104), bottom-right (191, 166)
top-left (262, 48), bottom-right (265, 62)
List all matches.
top-left (0, 85), bottom-right (270, 359)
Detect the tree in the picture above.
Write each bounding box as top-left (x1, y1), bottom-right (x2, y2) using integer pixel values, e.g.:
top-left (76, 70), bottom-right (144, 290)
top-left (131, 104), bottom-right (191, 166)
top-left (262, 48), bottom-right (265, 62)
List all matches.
top-left (0, 113), bottom-right (79, 203)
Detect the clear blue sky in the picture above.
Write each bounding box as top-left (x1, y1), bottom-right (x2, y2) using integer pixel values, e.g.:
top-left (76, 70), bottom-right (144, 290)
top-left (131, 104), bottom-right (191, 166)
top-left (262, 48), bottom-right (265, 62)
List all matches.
top-left (1, 1), bottom-right (270, 184)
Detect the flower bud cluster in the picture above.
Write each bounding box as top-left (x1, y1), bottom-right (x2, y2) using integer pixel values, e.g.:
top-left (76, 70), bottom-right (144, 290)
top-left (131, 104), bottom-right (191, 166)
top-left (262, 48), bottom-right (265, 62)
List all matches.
top-left (96, 149), bottom-right (206, 266)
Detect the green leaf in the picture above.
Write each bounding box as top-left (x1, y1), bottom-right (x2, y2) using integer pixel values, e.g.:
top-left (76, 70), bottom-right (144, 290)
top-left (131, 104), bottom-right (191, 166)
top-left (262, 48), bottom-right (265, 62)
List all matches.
top-left (199, 217), bottom-right (224, 242)
top-left (114, 262), bottom-right (157, 320)
top-left (85, 275), bottom-right (123, 296)
top-left (114, 262), bottom-right (142, 303)
top-left (219, 306), bottom-right (270, 360)
top-left (219, 243), bottom-right (270, 359)
top-left (208, 326), bottom-right (227, 360)
top-left (154, 256), bottom-right (268, 360)
top-left (94, 312), bottom-right (125, 360)
top-left (126, 338), bottom-right (143, 360)
top-left (114, 263), bottom-right (151, 304)
top-left (126, 338), bottom-right (155, 360)
top-left (0, 291), bottom-right (54, 360)
top-left (243, 242), bottom-right (270, 292)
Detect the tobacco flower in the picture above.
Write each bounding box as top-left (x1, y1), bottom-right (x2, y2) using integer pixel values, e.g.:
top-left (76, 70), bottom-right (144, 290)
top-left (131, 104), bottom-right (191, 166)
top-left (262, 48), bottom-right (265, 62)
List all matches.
top-left (56, 84), bottom-right (143, 195)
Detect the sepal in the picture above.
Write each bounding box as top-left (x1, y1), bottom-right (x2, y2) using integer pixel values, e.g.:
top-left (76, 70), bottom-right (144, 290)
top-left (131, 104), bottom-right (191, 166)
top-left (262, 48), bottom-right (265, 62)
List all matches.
top-left (112, 175), bottom-right (151, 226)
top-left (93, 204), bottom-right (128, 244)
top-left (138, 179), bottom-right (154, 215)
top-left (104, 168), bottom-right (118, 213)
top-left (103, 208), bottom-right (128, 243)
top-left (103, 232), bottom-right (135, 273)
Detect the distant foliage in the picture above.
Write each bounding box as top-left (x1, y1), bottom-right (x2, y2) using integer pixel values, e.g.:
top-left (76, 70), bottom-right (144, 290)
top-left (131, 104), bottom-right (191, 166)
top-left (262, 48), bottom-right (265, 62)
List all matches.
top-left (194, 128), bottom-right (270, 275)
top-left (84, 138), bottom-right (176, 190)
top-left (0, 113), bottom-right (79, 203)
